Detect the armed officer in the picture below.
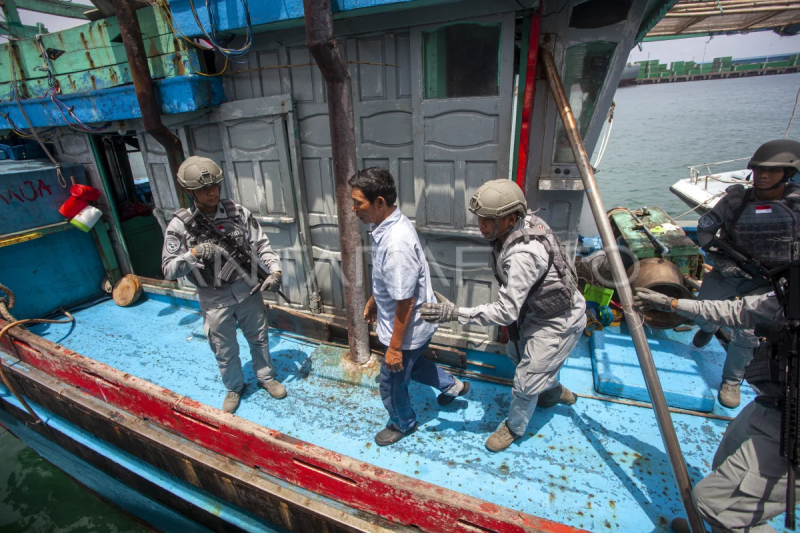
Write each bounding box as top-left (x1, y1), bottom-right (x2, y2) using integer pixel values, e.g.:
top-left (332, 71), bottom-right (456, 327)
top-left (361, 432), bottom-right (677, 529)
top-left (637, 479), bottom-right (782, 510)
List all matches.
top-left (162, 156), bottom-right (286, 414)
top-left (421, 179), bottom-right (586, 452)
top-left (694, 139), bottom-right (800, 408)
top-left (636, 284), bottom-right (796, 533)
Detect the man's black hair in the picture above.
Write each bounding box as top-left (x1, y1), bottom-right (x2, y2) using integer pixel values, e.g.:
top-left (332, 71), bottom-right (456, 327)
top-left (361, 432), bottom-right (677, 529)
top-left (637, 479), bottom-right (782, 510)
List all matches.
top-left (348, 167), bottom-right (397, 206)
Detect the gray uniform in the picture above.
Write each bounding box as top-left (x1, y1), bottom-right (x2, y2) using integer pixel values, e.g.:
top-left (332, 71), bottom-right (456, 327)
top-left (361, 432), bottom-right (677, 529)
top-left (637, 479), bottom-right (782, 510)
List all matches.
top-left (162, 201), bottom-right (281, 392)
top-left (696, 183), bottom-right (800, 385)
top-left (675, 293), bottom-right (794, 532)
top-left (458, 216), bottom-right (586, 435)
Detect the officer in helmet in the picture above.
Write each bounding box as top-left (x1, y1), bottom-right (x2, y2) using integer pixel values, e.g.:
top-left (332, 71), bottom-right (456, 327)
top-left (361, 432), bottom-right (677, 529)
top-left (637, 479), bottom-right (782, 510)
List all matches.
top-left (694, 139), bottom-right (800, 409)
top-left (421, 179), bottom-right (586, 452)
top-left (161, 156), bottom-right (286, 414)
top-left (635, 284), bottom-right (795, 533)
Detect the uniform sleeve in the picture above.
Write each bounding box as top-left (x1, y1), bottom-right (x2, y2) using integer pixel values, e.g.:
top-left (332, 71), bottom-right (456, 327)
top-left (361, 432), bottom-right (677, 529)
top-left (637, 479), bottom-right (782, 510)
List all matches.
top-left (381, 249), bottom-right (421, 301)
top-left (161, 217), bottom-right (200, 281)
top-left (241, 206), bottom-right (281, 273)
top-left (675, 293), bottom-right (781, 329)
top-left (457, 247), bottom-right (546, 326)
top-left (696, 196), bottom-right (728, 249)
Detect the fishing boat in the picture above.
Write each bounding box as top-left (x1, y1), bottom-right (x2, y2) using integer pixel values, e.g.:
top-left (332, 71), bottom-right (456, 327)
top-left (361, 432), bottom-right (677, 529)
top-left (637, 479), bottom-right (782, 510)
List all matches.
top-left (2, 1), bottom-right (799, 532)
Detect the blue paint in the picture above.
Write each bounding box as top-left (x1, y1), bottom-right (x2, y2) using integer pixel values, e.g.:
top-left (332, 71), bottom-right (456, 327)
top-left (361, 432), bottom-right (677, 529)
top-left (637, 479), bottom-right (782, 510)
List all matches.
top-left (590, 326), bottom-right (716, 412)
top-left (0, 160), bottom-right (84, 234)
top-left (0, 75), bottom-right (225, 131)
top-left (169, 0), bottom-right (417, 37)
top-left (0, 381), bottom-right (287, 533)
top-left (26, 293), bottom-right (774, 532)
top-left (0, 160), bottom-right (105, 319)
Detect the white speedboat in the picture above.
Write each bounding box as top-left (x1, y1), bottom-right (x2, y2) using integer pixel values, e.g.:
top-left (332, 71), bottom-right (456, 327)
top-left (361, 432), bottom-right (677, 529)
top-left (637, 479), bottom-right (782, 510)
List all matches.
top-left (670, 158), bottom-right (752, 215)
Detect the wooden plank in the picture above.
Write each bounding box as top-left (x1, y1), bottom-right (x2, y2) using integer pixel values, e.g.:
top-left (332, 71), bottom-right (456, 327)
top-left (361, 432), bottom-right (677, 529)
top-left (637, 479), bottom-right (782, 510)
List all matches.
top-left (0, 5), bottom-right (178, 83)
top-left (0, 50), bottom-right (200, 102)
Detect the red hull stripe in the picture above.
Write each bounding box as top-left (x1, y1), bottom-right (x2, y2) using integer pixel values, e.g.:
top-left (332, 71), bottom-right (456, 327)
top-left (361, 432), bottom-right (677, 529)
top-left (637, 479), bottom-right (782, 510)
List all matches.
top-left (2, 326), bottom-right (585, 533)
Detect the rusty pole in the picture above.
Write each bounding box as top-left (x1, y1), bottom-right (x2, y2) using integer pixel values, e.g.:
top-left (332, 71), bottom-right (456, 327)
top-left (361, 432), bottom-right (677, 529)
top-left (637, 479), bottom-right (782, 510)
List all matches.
top-left (112, 0), bottom-right (188, 208)
top-left (539, 46), bottom-right (707, 533)
top-left (302, 0), bottom-right (370, 364)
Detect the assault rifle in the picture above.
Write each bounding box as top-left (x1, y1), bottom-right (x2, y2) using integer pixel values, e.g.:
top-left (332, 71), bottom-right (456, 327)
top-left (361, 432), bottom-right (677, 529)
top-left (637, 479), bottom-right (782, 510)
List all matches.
top-left (185, 208), bottom-right (292, 304)
top-left (753, 258), bottom-right (799, 529)
top-left (708, 236), bottom-right (772, 284)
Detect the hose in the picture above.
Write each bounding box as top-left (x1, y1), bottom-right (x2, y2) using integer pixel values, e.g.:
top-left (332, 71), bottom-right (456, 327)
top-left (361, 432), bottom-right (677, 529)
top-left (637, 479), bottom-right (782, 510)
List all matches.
top-left (0, 284), bottom-right (74, 425)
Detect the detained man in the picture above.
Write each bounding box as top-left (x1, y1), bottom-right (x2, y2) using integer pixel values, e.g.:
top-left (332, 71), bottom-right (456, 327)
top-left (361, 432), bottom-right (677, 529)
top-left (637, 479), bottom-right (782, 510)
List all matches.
top-left (350, 167), bottom-right (469, 446)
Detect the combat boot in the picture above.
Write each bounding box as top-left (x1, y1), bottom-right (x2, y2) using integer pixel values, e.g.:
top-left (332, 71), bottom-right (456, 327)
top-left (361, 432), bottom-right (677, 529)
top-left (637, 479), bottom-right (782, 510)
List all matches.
top-left (538, 384), bottom-right (578, 408)
top-left (222, 384), bottom-right (246, 414)
top-left (485, 421), bottom-right (521, 452)
top-left (718, 383), bottom-right (740, 408)
top-left (693, 329), bottom-right (715, 348)
top-left (260, 379), bottom-right (287, 399)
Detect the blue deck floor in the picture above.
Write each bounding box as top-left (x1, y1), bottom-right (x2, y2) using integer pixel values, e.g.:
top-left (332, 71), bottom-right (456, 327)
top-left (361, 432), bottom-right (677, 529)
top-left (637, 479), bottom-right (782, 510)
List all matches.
top-left (28, 294), bottom-right (784, 532)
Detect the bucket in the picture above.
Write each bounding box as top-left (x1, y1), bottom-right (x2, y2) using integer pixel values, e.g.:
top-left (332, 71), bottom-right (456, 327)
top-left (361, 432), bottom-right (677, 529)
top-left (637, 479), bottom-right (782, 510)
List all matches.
top-left (70, 205), bottom-right (103, 232)
top-left (627, 258), bottom-right (693, 329)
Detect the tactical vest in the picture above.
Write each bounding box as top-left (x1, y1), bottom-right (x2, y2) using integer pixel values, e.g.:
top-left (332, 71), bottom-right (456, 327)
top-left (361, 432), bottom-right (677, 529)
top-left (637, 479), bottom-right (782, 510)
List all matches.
top-left (173, 199), bottom-right (249, 288)
top-left (722, 183), bottom-right (800, 269)
top-left (491, 212), bottom-right (578, 333)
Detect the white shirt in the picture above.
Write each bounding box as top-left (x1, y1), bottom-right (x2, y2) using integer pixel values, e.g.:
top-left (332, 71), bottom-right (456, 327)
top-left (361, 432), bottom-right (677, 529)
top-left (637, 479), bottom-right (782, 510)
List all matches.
top-left (370, 208), bottom-right (437, 350)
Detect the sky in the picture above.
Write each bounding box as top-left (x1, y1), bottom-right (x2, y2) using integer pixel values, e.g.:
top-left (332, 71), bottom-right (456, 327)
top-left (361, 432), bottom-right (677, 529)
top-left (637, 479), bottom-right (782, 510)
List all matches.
top-left (628, 31), bottom-right (800, 65)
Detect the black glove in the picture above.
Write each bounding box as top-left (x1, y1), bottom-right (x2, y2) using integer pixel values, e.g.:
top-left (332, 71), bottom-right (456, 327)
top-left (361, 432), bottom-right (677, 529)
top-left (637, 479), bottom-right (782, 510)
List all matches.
top-left (420, 292), bottom-right (459, 323)
top-left (633, 288), bottom-right (675, 313)
top-left (712, 256), bottom-right (751, 279)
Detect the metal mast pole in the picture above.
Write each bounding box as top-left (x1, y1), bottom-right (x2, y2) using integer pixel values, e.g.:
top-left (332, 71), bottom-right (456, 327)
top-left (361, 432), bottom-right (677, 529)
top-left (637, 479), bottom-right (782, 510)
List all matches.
top-left (539, 46), bottom-right (707, 533)
top-left (302, 0), bottom-right (370, 363)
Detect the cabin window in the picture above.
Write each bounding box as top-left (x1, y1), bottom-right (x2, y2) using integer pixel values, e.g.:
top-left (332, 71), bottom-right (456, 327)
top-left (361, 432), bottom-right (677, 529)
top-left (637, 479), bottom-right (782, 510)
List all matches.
top-left (554, 41), bottom-right (616, 163)
top-left (569, 0), bottom-right (632, 29)
top-left (422, 22), bottom-right (501, 99)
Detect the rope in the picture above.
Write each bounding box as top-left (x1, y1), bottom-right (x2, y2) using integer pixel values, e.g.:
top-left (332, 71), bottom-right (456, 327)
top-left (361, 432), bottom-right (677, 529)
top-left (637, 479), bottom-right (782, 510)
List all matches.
top-left (0, 283), bottom-right (75, 425)
top-left (6, 45), bottom-right (67, 188)
top-left (672, 190), bottom-right (727, 220)
top-left (785, 84), bottom-right (800, 139)
top-left (593, 100), bottom-right (615, 170)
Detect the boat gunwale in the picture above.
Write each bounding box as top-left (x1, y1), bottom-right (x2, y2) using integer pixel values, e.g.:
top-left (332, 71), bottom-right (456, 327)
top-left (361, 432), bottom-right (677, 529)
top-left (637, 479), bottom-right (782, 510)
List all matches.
top-left (0, 313), bottom-right (586, 533)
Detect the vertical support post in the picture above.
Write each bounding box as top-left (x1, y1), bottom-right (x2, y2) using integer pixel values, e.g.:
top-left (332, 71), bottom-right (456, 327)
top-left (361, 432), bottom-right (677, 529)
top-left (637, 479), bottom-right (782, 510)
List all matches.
top-left (539, 46), bottom-right (707, 533)
top-left (515, 13), bottom-right (541, 190)
top-left (111, 0), bottom-right (188, 209)
top-left (302, 0), bottom-right (370, 363)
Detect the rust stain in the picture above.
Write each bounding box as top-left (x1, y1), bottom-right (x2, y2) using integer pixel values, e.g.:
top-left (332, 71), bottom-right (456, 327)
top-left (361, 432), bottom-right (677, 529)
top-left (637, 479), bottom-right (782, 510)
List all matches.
top-left (173, 53), bottom-right (187, 76)
top-left (608, 500), bottom-right (615, 511)
top-left (109, 68), bottom-right (118, 84)
top-left (85, 51), bottom-right (95, 69)
top-left (67, 74), bottom-right (76, 91)
top-left (148, 38), bottom-right (159, 58)
top-left (90, 75), bottom-right (97, 91)
top-left (80, 32), bottom-right (88, 50)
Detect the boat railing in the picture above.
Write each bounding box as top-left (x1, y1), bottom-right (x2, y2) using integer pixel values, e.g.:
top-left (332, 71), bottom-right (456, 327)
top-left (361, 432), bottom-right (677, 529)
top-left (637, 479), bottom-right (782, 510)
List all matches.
top-left (688, 157), bottom-right (751, 189)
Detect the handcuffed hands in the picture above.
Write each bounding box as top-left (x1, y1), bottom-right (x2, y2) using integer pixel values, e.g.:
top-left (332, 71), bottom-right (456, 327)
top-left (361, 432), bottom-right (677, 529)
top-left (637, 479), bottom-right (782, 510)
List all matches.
top-left (193, 242), bottom-right (224, 263)
top-left (420, 291), bottom-right (459, 324)
top-left (633, 288), bottom-right (675, 313)
top-left (259, 271), bottom-right (282, 292)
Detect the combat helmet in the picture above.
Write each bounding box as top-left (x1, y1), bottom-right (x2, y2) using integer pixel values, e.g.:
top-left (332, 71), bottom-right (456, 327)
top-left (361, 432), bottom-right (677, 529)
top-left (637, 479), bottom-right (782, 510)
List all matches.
top-left (177, 156), bottom-right (224, 190)
top-left (469, 179), bottom-right (527, 219)
top-left (747, 140), bottom-right (800, 185)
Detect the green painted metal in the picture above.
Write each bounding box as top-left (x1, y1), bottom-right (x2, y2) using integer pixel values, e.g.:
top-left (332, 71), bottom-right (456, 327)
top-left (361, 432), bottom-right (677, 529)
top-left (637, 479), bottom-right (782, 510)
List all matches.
top-left (510, 15), bottom-right (530, 185)
top-left (120, 214), bottom-right (164, 278)
top-left (0, 6), bottom-right (178, 83)
top-left (89, 135), bottom-right (131, 272)
top-left (15, 0), bottom-right (88, 19)
top-left (610, 207), bottom-right (702, 279)
top-left (0, 49), bottom-right (200, 101)
top-left (92, 221), bottom-right (122, 284)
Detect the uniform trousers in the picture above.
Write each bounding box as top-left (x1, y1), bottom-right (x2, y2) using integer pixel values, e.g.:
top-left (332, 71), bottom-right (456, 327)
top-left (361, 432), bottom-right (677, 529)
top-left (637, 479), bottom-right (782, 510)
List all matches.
top-left (694, 400), bottom-right (800, 532)
top-left (202, 292), bottom-right (275, 392)
top-left (506, 313), bottom-right (586, 436)
top-left (695, 271), bottom-right (772, 385)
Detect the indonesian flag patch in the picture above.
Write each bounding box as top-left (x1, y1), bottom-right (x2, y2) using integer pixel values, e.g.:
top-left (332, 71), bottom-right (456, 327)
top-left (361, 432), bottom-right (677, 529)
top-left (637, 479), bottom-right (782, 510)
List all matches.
top-left (755, 205), bottom-right (772, 214)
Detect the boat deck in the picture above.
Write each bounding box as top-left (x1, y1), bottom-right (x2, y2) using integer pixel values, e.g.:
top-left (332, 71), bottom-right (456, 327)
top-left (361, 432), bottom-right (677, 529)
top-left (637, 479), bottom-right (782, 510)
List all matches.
top-left (28, 292), bottom-right (778, 532)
